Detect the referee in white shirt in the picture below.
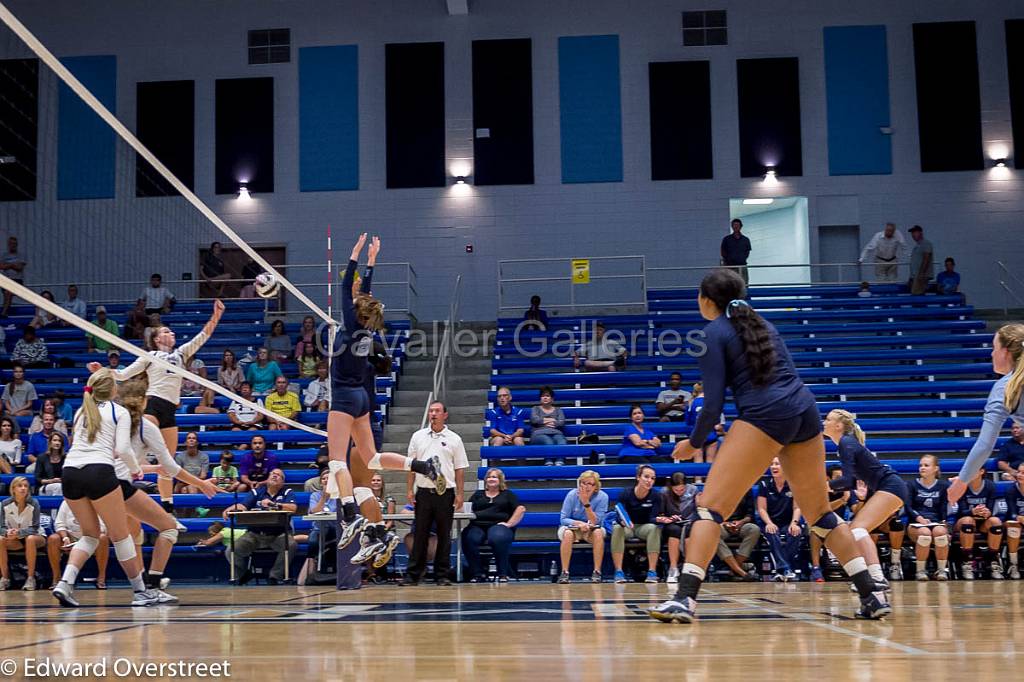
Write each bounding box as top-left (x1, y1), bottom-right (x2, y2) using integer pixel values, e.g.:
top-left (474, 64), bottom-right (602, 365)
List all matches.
top-left (403, 401), bottom-right (469, 586)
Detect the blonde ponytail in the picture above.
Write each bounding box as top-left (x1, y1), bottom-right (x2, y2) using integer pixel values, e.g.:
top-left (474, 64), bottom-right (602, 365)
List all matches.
top-left (117, 378), bottom-right (148, 434)
top-left (830, 409), bottom-right (866, 445)
top-left (997, 323), bottom-right (1024, 411)
top-left (78, 369), bottom-right (116, 443)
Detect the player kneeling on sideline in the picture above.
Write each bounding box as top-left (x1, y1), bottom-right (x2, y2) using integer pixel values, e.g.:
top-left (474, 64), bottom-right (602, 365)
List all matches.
top-left (954, 467), bottom-right (1004, 580)
top-left (907, 455), bottom-right (951, 581)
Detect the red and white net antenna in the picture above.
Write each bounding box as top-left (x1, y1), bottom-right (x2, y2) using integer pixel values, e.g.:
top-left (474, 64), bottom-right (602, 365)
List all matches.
top-left (326, 224), bottom-right (335, 406)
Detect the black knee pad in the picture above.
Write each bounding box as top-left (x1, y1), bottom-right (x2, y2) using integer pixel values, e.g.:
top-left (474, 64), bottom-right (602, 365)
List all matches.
top-left (960, 524), bottom-right (976, 535)
top-left (989, 525), bottom-right (1004, 536)
top-left (888, 518), bottom-right (904, 532)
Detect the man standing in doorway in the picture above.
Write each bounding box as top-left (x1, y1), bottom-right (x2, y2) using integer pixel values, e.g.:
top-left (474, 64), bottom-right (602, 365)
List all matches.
top-left (404, 401), bottom-right (469, 586)
top-left (721, 219), bottom-right (752, 285)
top-left (908, 225), bottom-right (934, 295)
top-left (859, 222), bottom-right (906, 282)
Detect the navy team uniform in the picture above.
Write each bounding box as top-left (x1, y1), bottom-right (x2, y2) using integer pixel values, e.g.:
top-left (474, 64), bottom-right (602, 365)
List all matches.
top-left (829, 435), bottom-right (910, 510)
top-left (957, 479), bottom-right (999, 520)
top-left (331, 259), bottom-right (375, 417)
top-left (688, 316), bottom-right (819, 449)
top-left (758, 478), bottom-right (803, 575)
top-left (1005, 484), bottom-right (1024, 522)
top-left (908, 479), bottom-right (949, 524)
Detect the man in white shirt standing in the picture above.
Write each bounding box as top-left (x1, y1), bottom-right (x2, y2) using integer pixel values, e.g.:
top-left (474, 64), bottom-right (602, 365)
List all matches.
top-left (859, 222), bottom-right (906, 282)
top-left (403, 400), bottom-right (469, 586)
top-left (140, 273), bottom-right (176, 314)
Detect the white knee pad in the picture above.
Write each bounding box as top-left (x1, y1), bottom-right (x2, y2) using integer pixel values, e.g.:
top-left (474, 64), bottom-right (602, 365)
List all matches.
top-left (113, 536), bottom-right (138, 563)
top-left (325, 459), bottom-right (348, 498)
top-left (851, 527), bottom-right (870, 542)
top-left (933, 534), bottom-right (949, 548)
top-left (159, 528), bottom-right (179, 545)
top-left (1007, 525), bottom-right (1022, 540)
top-left (916, 535), bottom-right (933, 548)
top-left (73, 535), bottom-right (100, 557)
top-left (354, 487), bottom-right (374, 506)
top-left (367, 452), bottom-right (383, 469)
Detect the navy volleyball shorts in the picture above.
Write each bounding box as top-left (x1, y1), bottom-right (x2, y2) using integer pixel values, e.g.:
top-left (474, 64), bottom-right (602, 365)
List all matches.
top-left (743, 404), bottom-right (822, 446)
top-left (330, 385), bottom-right (371, 418)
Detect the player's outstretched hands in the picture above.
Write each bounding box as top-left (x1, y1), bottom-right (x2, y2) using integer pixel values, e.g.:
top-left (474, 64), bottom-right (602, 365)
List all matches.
top-left (351, 232), bottom-right (368, 260)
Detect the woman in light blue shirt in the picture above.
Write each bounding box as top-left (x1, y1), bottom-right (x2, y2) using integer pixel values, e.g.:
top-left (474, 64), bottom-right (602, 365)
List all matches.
top-left (556, 470), bottom-right (609, 584)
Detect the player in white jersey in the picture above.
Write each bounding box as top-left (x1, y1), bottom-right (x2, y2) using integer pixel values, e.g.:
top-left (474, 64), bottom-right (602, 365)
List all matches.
top-left (88, 299), bottom-right (225, 518)
top-left (51, 369), bottom-right (161, 608)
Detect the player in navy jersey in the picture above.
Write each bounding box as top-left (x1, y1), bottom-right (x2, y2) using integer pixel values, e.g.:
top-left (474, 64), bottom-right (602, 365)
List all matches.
top-left (325, 234), bottom-right (442, 567)
top-left (809, 465), bottom-right (849, 582)
top-left (907, 454), bottom-right (952, 581)
top-left (649, 269), bottom-right (890, 623)
top-left (1003, 463), bottom-right (1024, 579)
top-left (953, 467), bottom-right (1004, 580)
top-left (823, 410), bottom-right (910, 590)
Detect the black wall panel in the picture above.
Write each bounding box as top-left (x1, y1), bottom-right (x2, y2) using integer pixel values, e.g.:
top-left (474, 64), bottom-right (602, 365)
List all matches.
top-left (1006, 20), bottom-right (1024, 169)
top-left (737, 57), bottom-right (803, 178)
top-left (385, 42), bottom-right (445, 189)
top-left (913, 21), bottom-right (983, 172)
top-left (215, 77), bottom-right (274, 194)
top-left (0, 58), bottom-right (38, 201)
top-left (472, 38), bottom-right (534, 186)
top-left (136, 80), bottom-right (195, 197)
top-left (648, 60), bottom-right (713, 180)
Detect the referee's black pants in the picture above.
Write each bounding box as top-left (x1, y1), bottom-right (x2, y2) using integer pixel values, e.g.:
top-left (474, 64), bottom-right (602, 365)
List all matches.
top-left (407, 488), bottom-right (455, 581)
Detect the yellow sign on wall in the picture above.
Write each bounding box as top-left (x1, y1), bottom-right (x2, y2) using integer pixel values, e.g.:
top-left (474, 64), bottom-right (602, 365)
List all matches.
top-left (571, 259), bottom-right (590, 284)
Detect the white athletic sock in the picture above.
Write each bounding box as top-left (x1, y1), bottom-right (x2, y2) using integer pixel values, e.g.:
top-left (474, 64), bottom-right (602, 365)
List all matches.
top-left (937, 558), bottom-right (948, 571)
top-left (867, 564), bottom-right (885, 582)
top-left (129, 572), bottom-right (146, 592)
top-left (60, 564), bottom-right (80, 585)
top-left (842, 557), bottom-right (868, 577)
top-left (341, 496), bottom-right (355, 506)
top-left (403, 456), bottom-right (414, 471)
top-left (1010, 554), bottom-right (1019, 566)
top-left (916, 560), bottom-right (926, 573)
top-left (681, 563), bottom-right (706, 580)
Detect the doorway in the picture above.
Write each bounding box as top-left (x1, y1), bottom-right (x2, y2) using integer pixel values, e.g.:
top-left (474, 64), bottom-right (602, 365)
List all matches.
top-left (728, 197), bottom-right (809, 285)
top-left (816, 225), bottom-right (860, 283)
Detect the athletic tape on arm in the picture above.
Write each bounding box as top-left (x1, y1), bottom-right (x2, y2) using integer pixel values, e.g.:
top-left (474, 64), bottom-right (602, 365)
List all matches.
top-left (0, 274), bottom-right (326, 438)
top-left (0, 2), bottom-right (336, 328)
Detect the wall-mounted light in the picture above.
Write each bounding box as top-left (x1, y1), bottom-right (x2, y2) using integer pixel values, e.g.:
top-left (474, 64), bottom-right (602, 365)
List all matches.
top-left (455, 176), bottom-right (467, 185)
top-left (994, 158), bottom-right (1008, 168)
top-left (237, 183), bottom-right (251, 200)
top-left (762, 167), bottom-right (778, 184)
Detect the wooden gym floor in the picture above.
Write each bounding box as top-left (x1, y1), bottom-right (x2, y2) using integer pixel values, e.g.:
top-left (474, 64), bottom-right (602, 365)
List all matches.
top-left (0, 581), bottom-right (1020, 680)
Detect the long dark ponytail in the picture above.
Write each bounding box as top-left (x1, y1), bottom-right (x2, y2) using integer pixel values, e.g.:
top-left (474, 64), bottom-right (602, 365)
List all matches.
top-left (699, 268), bottom-right (776, 386)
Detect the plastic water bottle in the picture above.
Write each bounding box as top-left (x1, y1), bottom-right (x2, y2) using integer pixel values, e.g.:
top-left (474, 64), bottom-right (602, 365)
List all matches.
top-left (550, 560), bottom-right (558, 581)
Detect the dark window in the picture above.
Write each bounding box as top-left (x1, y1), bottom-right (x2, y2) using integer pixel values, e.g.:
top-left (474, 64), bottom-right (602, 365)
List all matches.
top-left (682, 10), bottom-right (728, 46)
top-left (248, 29), bottom-right (290, 64)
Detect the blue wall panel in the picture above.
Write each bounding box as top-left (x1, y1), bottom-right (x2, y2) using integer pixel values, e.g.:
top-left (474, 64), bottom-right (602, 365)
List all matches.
top-left (58, 55), bottom-right (116, 199)
top-left (558, 35), bottom-right (622, 184)
top-left (823, 26), bottom-right (891, 176)
top-left (299, 45), bottom-right (359, 191)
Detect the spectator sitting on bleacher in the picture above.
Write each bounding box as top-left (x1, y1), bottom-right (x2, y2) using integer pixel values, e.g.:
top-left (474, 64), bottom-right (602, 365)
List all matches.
top-left (106, 349), bottom-right (124, 371)
top-left (997, 423), bottom-right (1024, 480)
top-left (140, 273), bottom-right (175, 314)
top-left (612, 464), bottom-right (662, 583)
top-left (810, 465), bottom-right (850, 583)
top-left (11, 327), bottom-right (48, 368)
top-left (239, 435), bottom-right (278, 491)
top-left (302, 361), bottom-right (329, 412)
top-left (47, 500), bottom-right (108, 591)
top-left (573, 321), bottom-right (626, 372)
top-left (51, 391), bottom-right (72, 424)
top-left (487, 386), bottom-right (525, 447)
top-left (0, 476), bottom-right (44, 591)
top-left (299, 469), bottom-right (337, 585)
top-left (657, 471), bottom-right (698, 584)
top-left (217, 349), bottom-right (245, 394)
top-left (1003, 463), bottom-right (1024, 580)
top-left (953, 466), bottom-right (1003, 580)
top-left (656, 372), bottom-right (690, 422)
top-left (620, 404), bottom-right (661, 461)
top-left (303, 446), bottom-right (329, 492)
top-left (935, 257), bottom-right (960, 296)
top-left (530, 387), bottom-right (567, 466)
top-left (265, 376), bottom-right (300, 431)
top-left (211, 451), bottom-right (241, 493)
top-left (34, 432), bottom-right (65, 495)
top-left (201, 241), bottom-right (233, 298)
top-left (2, 364), bottom-right (36, 417)
top-left (522, 295), bottom-right (549, 331)
top-left (245, 347), bottom-right (283, 396)
top-left (0, 417), bottom-right (22, 474)
top-left (557, 470), bottom-right (608, 584)
top-left (174, 432), bottom-right (210, 494)
top-left (28, 291), bottom-right (57, 329)
top-left (181, 356), bottom-right (219, 415)
top-left (0, 236), bottom-right (25, 318)
top-left (143, 313), bottom-right (161, 349)
top-left (715, 488), bottom-right (760, 582)
top-left (59, 284), bottom-right (86, 323)
top-left (28, 399), bottom-right (68, 438)
top-left (462, 468), bottom-right (525, 583)
top-left (679, 382), bottom-right (722, 464)
top-left (857, 281), bottom-right (872, 298)
top-left (907, 454), bottom-right (951, 581)
top-left (26, 413), bottom-right (66, 472)
top-left (757, 457), bottom-right (804, 582)
top-left (221, 468), bottom-right (297, 585)
top-left (297, 343), bottom-right (320, 379)
top-left (124, 299), bottom-right (148, 340)
top-left (266, 320), bottom-right (293, 364)
top-left (228, 382), bottom-right (266, 432)
top-left (294, 316), bottom-right (318, 360)
top-left (85, 305), bottom-right (119, 354)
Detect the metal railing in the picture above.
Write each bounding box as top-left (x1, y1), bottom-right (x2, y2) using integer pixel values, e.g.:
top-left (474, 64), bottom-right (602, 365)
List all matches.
top-left (497, 255), bottom-right (647, 315)
top-left (997, 261), bottom-right (1024, 315)
top-left (421, 275), bottom-right (463, 429)
top-left (647, 261), bottom-right (913, 291)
